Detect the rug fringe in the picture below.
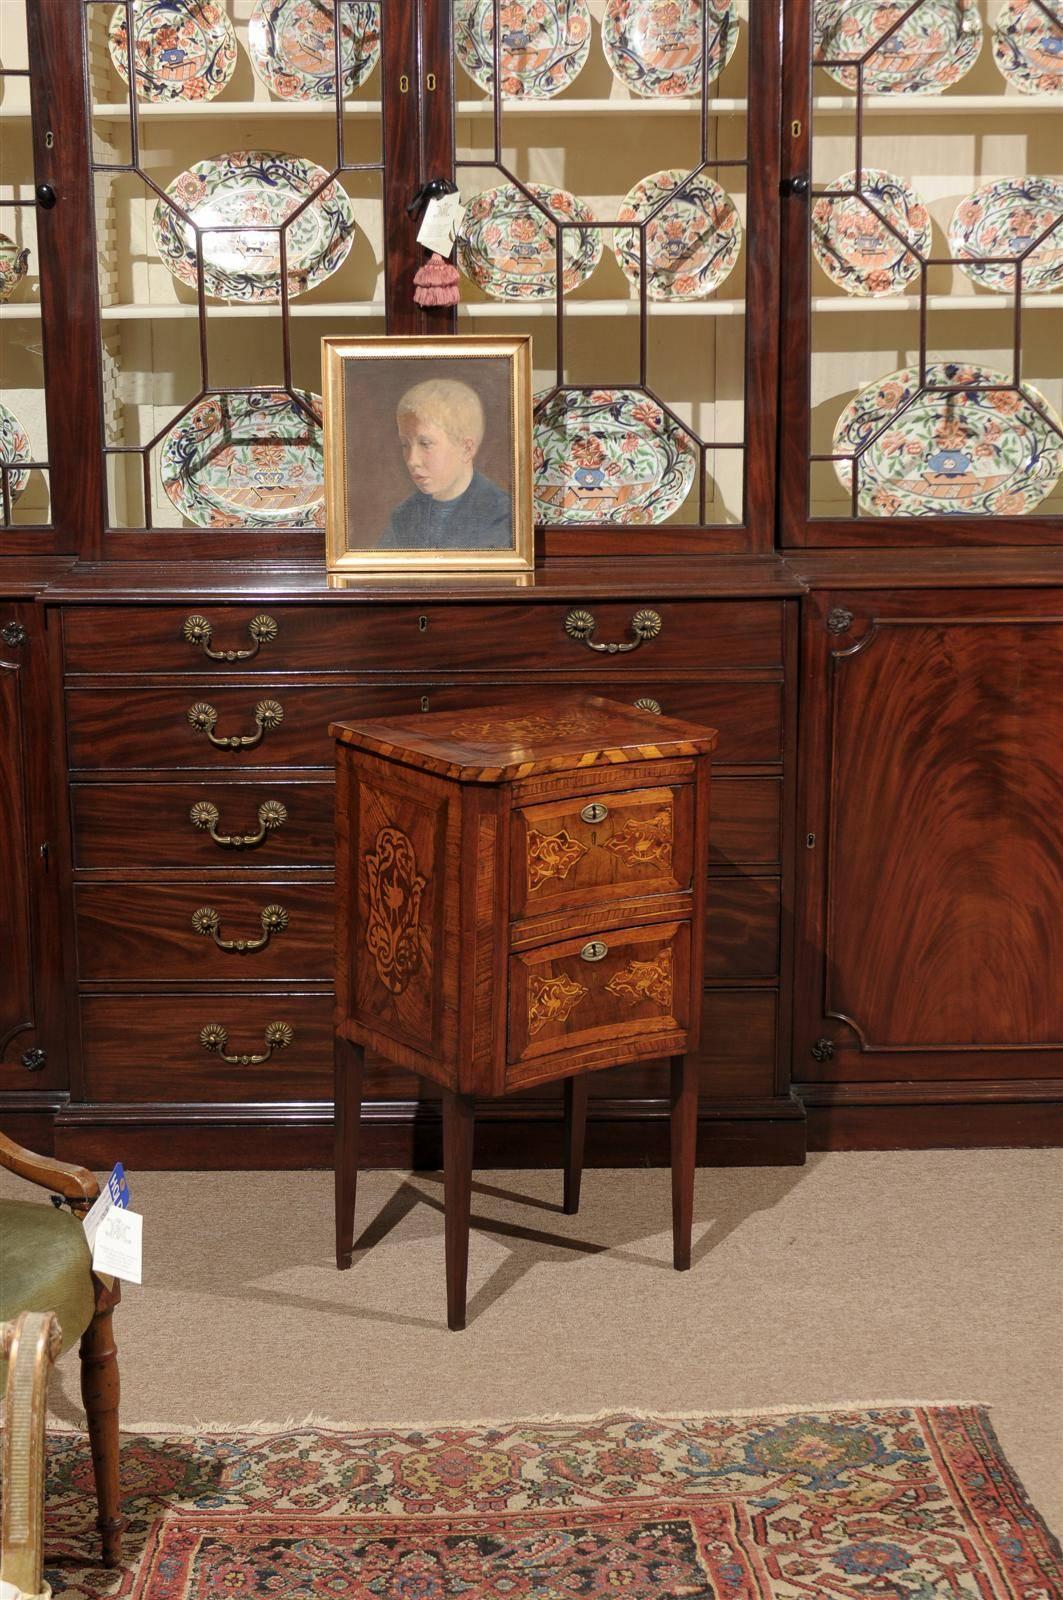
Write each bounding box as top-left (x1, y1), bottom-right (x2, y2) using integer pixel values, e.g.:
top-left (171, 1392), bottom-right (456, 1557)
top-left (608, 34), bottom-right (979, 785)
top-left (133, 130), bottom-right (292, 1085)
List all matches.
top-left (46, 1399), bottom-right (991, 1438)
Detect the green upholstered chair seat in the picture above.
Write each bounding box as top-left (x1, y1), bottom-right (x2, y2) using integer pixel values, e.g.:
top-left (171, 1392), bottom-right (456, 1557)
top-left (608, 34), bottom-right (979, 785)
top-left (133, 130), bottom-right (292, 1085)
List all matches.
top-left (0, 1199), bottom-right (96, 1370)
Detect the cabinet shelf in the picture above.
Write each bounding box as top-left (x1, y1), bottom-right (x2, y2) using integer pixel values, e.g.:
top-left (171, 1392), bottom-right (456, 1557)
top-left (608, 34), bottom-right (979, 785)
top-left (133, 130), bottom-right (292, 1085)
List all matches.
top-left (89, 95), bottom-right (749, 123)
top-left (0, 302), bottom-right (41, 318)
top-left (812, 92), bottom-right (1062, 115)
top-left (97, 297), bottom-right (744, 320)
top-left (812, 293), bottom-right (1063, 312)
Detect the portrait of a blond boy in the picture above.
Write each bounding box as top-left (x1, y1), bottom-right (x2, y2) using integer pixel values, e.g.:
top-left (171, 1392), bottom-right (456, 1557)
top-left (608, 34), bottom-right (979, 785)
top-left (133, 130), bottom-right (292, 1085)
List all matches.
top-left (377, 377), bottom-right (511, 550)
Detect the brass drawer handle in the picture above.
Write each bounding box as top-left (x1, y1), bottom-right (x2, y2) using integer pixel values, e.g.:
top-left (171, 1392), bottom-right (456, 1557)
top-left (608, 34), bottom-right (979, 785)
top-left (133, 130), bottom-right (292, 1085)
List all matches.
top-left (580, 940), bottom-right (608, 962)
top-left (199, 1020), bottom-right (293, 1064)
top-left (187, 699), bottom-right (284, 750)
top-left (580, 801), bottom-right (609, 824)
top-left (191, 903), bottom-right (289, 953)
top-left (190, 799), bottom-right (288, 849)
top-left (633, 696), bottom-right (662, 715)
top-left (183, 612), bottom-right (278, 662)
top-left (564, 607), bottom-right (662, 654)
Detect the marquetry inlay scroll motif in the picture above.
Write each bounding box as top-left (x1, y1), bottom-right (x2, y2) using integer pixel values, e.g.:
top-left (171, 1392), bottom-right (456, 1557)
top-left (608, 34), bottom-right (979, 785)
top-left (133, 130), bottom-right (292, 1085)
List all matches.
top-left (364, 826), bottom-right (427, 996)
top-left (527, 828), bottom-right (589, 891)
top-left (606, 949), bottom-right (674, 1010)
top-left (448, 710), bottom-right (599, 744)
top-left (528, 973), bottom-right (588, 1035)
top-left (604, 808), bottom-right (673, 870)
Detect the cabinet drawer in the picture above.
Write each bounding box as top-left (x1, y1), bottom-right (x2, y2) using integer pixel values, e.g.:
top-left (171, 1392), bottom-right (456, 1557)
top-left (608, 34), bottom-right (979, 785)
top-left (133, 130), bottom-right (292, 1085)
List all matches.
top-left (513, 784), bottom-right (693, 919)
top-left (71, 781), bottom-right (334, 868)
top-left (508, 921), bottom-right (690, 1076)
top-left (609, 682), bottom-right (783, 765)
top-left (706, 877), bottom-right (781, 981)
top-left (63, 601), bottom-right (784, 675)
top-left (711, 779), bottom-right (781, 871)
top-left (80, 993), bottom-right (333, 1101)
top-left (75, 881), bottom-right (331, 982)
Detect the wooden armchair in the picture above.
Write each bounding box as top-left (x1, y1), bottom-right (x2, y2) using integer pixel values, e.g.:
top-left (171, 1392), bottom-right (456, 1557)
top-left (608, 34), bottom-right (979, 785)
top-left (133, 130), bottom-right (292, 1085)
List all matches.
top-left (2, 1311), bottom-right (62, 1600)
top-left (0, 1133), bottom-right (124, 1570)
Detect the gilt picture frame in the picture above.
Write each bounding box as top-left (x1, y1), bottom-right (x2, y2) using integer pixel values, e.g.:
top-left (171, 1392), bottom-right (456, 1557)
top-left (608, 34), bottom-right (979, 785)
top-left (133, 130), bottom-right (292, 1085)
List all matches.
top-left (323, 334), bottom-right (534, 572)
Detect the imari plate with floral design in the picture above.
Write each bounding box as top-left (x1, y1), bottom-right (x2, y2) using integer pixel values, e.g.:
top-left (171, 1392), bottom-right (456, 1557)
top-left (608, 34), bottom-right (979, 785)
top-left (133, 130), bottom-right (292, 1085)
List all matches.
top-left (613, 170), bottom-right (741, 299)
top-left (455, 0), bottom-right (591, 97)
top-left (107, 0), bottom-right (237, 102)
top-left (153, 151), bottom-right (355, 302)
top-left (458, 182), bottom-right (602, 299)
top-left (814, 0), bottom-right (982, 94)
top-left (812, 168), bottom-right (930, 296)
top-left (0, 400), bottom-right (31, 505)
top-left (602, 0), bottom-right (740, 97)
top-left (160, 389), bottom-right (325, 528)
top-left (949, 177), bottom-right (1063, 294)
top-left (534, 389), bottom-right (696, 523)
top-left (248, 0), bottom-right (380, 100)
top-left (993, 0), bottom-right (1063, 94)
top-left (832, 362), bottom-right (1063, 517)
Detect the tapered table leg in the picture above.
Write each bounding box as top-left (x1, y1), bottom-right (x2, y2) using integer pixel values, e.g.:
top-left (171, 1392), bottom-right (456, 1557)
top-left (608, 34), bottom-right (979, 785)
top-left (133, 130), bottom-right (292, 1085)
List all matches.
top-left (670, 1053), bottom-right (698, 1271)
top-left (334, 1033), bottom-right (365, 1270)
top-left (80, 1277), bottom-right (126, 1566)
top-left (442, 1090), bottom-right (475, 1331)
top-left (562, 1074), bottom-right (589, 1215)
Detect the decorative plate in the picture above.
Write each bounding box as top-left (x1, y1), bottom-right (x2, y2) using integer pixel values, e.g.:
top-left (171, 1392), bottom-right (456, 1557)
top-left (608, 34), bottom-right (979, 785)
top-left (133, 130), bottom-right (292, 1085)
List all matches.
top-left (814, 0), bottom-right (982, 94)
top-left (602, 0), bottom-right (740, 97)
top-left (0, 400), bottom-right (31, 506)
top-left (247, 0), bottom-right (380, 100)
top-left (993, 0), bottom-right (1063, 95)
top-left (458, 182), bottom-right (602, 300)
top-left (949, 177), bottom-right (1063, 294)
top-left (455, 0), bottom-right (591, 97)
top-left (0, 234), bottom-right (30, 303)
top-left (533, 389), bottom-right (697, 523)
top-left (832, 362), bottom-right (1063, 517)
top-left (152, 151), bottom-right (355, 302)
top-left (107, 0), bottom-right (238, 103)
top-left (811, 168), bottom-right (931, 296)
top-left (613, 170), bottom-right (741, 299)
top-left (160, 389), bottom-right (325, 528)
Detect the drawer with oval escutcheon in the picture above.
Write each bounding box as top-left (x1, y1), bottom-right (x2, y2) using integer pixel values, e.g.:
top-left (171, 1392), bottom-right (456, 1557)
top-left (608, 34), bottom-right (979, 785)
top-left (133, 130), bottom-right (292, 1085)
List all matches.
top-left (507, 921), bottom-right (692, 1083)
top-left (75, 880), bottom-right (332, 982)
top-left (70, 781), bottom-right (335, 868)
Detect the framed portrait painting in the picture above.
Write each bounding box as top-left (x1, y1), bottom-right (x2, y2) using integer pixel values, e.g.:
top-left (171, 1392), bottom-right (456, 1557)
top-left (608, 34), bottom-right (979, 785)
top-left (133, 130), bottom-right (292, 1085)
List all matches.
top-left (323, 334), bottom-right (534, 572)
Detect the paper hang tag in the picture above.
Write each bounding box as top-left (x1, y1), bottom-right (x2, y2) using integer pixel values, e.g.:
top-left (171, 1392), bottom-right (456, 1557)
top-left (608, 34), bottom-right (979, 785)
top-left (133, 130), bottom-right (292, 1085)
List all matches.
top-left (82, 1162), bottom-right (130, 1249)
top-left (417, 192), bottom-right (465, 256)
top-left (92, 1207), bottom-right (143, 1284)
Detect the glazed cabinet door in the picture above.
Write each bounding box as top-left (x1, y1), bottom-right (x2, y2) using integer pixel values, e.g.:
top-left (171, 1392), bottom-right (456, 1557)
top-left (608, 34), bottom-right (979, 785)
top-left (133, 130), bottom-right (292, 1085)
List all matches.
top-left (0, 604), bottom-right (67, 1091)
top-left (794, 588), bottom-right (1063, 1142)
top-left (780, 0), bottom-right (1063, 547)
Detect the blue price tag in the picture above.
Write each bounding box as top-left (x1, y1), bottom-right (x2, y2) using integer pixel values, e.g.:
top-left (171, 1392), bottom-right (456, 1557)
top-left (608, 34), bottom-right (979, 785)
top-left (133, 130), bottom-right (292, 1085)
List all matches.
top-left (107, 1163), bottom-right (130, 1209)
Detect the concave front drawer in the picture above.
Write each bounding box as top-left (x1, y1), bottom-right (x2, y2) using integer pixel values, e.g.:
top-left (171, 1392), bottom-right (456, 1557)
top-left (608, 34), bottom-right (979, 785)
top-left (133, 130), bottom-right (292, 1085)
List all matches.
top-left (508, 921), bottom-right (691, 1075)
top-left (71, 780), bottom-right (334, 868)
top-left (513, 784), bottom-right (693, 919)
top-left (80, 993), bottom-right (334, 1102)
top-left (63, 601), bottom-right (783, 675)
top-left (75, 880), bottom-right (331, 982)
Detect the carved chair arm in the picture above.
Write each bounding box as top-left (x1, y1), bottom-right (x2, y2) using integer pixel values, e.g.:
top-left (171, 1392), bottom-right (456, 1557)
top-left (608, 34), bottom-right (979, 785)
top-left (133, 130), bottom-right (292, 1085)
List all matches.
top-left (0, 1129), bottom-right (99, 1210)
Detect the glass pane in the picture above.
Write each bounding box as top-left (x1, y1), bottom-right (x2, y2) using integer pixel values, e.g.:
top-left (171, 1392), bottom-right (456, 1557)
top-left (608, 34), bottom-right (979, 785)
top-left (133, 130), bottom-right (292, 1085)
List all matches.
top-left (452, 0), bottom-right (751, 533)
top-left (808, 0), bottom-right (1063, 523)
top-left (86, 0), bottom-right (386, 535)
top-left (0, 0), bottom-right (52, 528)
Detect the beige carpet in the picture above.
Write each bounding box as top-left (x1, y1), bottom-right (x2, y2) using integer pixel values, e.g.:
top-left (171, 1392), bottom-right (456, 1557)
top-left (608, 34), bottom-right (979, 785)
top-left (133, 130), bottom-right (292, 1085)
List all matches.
top-left (6, 1149), bottom-right (1061, 1533)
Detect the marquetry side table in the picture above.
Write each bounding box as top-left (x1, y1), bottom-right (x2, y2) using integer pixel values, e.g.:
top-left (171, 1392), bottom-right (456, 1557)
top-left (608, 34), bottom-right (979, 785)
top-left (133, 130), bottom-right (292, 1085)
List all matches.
top-left (331, 695), bottom-right (718, 1330)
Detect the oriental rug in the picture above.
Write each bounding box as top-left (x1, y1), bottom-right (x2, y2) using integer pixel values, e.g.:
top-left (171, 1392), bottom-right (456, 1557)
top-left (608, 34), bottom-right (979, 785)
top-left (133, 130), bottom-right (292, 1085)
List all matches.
top-left (40, 1406), bottom-right (1060, 1598)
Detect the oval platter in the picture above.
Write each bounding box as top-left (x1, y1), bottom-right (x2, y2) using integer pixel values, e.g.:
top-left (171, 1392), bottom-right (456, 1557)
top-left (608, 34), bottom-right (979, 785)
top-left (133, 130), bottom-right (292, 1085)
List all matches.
top-left (949, 177), bottom-right (1063, 294)
top-left (814, 0), bottom-right (982, 94)
top-left (812, 168), bottom-right (931, 296)
top-left (108, 0), bottom-right (238, 102)
top-left (455, 0), bottom-right (591, 97)
top-left (161, 389), bottom-right (325, 528)
top-left (153, 150), bottom-right (355, 302)
top-left (533, 388), bottom-right (697, 523)
top-left (602, 0), bottom-right (740, 97)
top-left (993, 0), bottom-right (1063, 94)
top-left (0, 400), bottom-right (32, 506)
top-left (248, 0), bottom-right (380, 100)
top-left (458, 181), bottom-right (602, 300)
top-left (613, 170), bottom-right (741, 300)
top-left (832, 362), bottom-right (1063, 517)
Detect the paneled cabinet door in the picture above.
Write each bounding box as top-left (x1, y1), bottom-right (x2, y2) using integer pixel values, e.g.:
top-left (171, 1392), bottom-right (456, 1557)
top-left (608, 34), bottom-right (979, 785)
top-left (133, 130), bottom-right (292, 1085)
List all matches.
top-left (0, 604), bottom-right (66, 1090)
top-left (794, 589), bottom-right (1063, 1106)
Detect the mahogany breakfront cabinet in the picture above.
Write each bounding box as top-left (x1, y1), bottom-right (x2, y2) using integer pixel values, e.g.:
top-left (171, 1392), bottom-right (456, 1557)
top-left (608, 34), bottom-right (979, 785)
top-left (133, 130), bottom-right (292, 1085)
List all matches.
top-left (0, 0), bottom-right (1060, 1168)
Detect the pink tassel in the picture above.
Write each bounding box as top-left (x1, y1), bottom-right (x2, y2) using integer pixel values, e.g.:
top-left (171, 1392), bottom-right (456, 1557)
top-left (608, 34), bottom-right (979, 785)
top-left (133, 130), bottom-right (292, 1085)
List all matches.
top-left (414, 253), bottom-right (460, 307)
